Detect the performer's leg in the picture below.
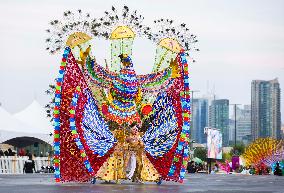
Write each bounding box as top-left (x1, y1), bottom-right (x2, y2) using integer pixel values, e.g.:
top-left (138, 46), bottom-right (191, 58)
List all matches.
top-left (126, 153), bottom-right (136, 180)
top-left (136, 154), bottom-right (143, 182)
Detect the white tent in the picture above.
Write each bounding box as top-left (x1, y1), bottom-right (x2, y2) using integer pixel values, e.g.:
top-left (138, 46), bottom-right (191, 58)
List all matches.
top-left (0, 105), bottom-right (52, 146)
top-left (14, 100), bottom-right (52, 135)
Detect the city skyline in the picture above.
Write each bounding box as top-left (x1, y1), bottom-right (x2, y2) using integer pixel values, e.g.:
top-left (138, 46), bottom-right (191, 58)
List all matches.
top-left (0, 0), bottom-right (283, 123)
top-left (251, 78), bottom-right (281, 139)
top-left (209, 99), bottom-right (230, 146)
top-left (192, 98), bottom-right (208, 144)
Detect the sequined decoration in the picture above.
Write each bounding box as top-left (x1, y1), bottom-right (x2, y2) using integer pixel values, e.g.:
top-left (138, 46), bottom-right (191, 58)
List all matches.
top-left (55, 48), bottom-right (114, 182)
top-left (82, 89), bottom-right (116, 156)
top-left (142, 91), bottom-right (178, 157)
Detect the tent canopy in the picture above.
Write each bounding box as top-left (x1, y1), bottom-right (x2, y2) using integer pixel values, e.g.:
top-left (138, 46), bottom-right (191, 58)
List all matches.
top-left (4, 136), bottom-right (50, 148)
top-left (14, 100), bottom-right (52, 134)
top-left (0, 103), bottom-right (52, 145)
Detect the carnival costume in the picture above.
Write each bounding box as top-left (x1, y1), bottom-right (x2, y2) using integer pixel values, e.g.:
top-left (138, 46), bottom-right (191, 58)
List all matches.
top-left (46, 6), bottom-right (198, 183)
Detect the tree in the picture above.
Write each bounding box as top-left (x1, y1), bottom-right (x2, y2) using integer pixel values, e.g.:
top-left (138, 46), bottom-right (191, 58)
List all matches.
top-left (194, 147), bottom-right (207, 161)
top-left (231, 143), bottom-right (246, 155)
top-left (222, 152), bottom-right (232, 162)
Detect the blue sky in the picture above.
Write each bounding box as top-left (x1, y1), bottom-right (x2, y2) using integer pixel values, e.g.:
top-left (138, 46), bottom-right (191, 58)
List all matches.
top-left (0, 0), bottom-right (283, 121)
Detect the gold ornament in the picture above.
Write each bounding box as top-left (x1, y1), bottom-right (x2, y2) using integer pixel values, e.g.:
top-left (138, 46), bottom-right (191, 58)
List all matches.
top-left (77, 45), bottom-right (91, 66)
top-left (107, 90), bottom-right (114, 104)
top-left (159, 38), bottom-right (182, 54)
top-left (170, 58), bottom-right (180, 78)
top-left (66, 32), bottom-right (92, 48)
top-left (135, 87), bottom-right (142, 105)
top-left (110, 26), bottom-right (136, 39)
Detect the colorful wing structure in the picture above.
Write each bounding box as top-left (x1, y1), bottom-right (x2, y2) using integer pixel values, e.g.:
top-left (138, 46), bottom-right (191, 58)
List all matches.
top-left (142, 52), bottom-right (191, 182)
top-left (53, 47), bottom-right (116, 182)
top-left (53, 47), bottom-right (190, 183)
top-left (137, 68), bottom-right (174, 93)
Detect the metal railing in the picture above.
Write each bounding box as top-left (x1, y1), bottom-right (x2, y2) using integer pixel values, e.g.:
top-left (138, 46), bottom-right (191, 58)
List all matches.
top-left (0, 156), bottom-right (51, 174)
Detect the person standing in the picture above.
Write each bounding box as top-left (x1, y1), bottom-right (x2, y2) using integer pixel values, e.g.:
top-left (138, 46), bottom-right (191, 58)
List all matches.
top-left (125, 125), bottom-right (145, 183)
top-left (23, 154), bottom-right (36, 173)
top-left (274, 163), bottom-right (283, 176)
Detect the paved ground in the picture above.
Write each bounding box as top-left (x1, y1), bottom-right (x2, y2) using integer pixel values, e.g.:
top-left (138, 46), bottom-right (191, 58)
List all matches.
top-left (0, 173), bottom-right (283, 193)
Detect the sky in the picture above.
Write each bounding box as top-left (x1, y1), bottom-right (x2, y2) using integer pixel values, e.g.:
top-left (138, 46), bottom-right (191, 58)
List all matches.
top-left (0, 0), bottom-right (283, 121)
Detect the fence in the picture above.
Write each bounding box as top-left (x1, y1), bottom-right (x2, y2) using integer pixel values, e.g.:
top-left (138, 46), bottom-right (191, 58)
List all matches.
top-left (0, 156), bottom-right (51, 174)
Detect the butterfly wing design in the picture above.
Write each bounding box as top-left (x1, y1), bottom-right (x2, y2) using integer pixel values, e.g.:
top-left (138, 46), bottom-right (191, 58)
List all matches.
top-left (141, 52), bottom-right (191, 182)
top-left (53, 47), bottom-right (116, 182)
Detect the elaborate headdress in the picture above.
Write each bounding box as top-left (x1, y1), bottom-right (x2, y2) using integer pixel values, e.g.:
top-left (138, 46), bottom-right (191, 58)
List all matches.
top-left (96, 6), bottom-right (151, 72)
top-left (45, 10), bottom-right (96, 54)
top-left (151, 19), bottom-right (198, 72)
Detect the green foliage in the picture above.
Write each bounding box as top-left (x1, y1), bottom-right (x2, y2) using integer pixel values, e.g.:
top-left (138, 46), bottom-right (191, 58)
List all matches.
top-left (222, 152), bottom-right (232, 162)
top-left (194, 147), bottom-right (207, 161)
top-left (219, 143), bottom-right (246, 162)
top-left (231, 143), bottom-right (246, 155)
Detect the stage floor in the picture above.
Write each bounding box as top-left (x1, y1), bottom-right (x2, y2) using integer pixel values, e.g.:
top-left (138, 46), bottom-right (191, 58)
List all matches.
top-left (0, 173), bottom-right (283, 193)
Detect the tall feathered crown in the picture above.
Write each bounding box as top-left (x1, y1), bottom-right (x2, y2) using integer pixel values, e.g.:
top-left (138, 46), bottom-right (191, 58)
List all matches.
top-left (45, 10), bottom-right (97, 54)
top-left (96, 6), bottom-right (151, 39)
top-left (152, 19), bottom-right (199, 55)
top-left (45, 5), bottom-right (199, 63)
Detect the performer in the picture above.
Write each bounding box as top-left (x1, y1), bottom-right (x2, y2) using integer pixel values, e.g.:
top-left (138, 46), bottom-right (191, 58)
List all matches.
top-left (47, 7), bottom-right (195, 183)
top-left (125, 124), bottom-right (144, 183)
top-left (96, 127), bottom-right (127, 183)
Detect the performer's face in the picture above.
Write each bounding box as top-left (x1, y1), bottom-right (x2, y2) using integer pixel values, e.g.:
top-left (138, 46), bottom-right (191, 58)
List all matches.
top-left (131, 126), bottom-right (138, 134)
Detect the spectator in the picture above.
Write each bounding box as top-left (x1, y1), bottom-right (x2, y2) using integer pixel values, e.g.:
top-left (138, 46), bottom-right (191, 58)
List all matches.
top-left (266, 167), bottom-right (271, 175)
top-left (214, 164), bottom-right (219, 173)
top-left (8, 148), bottom-right (16, 156)
top-left (25, 150), bottom-right (30, 156)
top-left (4, 150), bottom-right (9, 156)
top-left (274, 163), bottom-right (283, 176)
top-left (0, 149), bottom-right (4, 156)
top-left (187, 161), bottom-right (196, 173)
top-left (19, 149), bottom-right (26, 156)
top-left (23, 154), bottom-right (36, 173)
top-left (249, 166), bottom-right (256, 175)
top-left (199, 163), bottom-right (204, 171)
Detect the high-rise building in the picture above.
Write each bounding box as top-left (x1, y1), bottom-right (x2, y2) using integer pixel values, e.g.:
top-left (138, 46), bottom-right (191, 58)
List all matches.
top-left (209, 99), bottom-right (229, 146)
top-left (229, 119), bottom-right (235, 143)
top-left (192, 98), bottom-right (208, 144)
top-left (229, 105), bottom-right (251, 145)
top-left (251, 78), bottom-right (281, 140)
top-left (281, 124), bottom-right (284, 139)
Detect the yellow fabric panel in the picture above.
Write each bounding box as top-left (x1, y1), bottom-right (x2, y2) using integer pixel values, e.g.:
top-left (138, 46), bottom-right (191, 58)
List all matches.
top-left (141, 154), bottom-right (160, 181)
top-left (110, 26), bottom-right (135, 39)
top-left (96, 144), bottom-right (126, 181)
top-left (66, 32), bottom-right (92, 48)
top-left (159, 38), bottom-right (182, 53)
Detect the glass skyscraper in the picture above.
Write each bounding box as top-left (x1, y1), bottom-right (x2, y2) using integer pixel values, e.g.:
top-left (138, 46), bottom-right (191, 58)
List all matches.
top-left (192, 98), bottom-right (208, 144)
top-left (209, 99), bottom-right (229, 146)
top-left (229, 105), bottom-right (251, 145)
top-left (251, 78), bottom-right (281, 140)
